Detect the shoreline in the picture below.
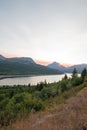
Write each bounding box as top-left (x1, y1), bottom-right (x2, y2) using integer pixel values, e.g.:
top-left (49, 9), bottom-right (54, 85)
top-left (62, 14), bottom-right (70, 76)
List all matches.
top-left (0, 75), bottom-right (30, 80)
top-left (0, 73), bottom-right (63, 80)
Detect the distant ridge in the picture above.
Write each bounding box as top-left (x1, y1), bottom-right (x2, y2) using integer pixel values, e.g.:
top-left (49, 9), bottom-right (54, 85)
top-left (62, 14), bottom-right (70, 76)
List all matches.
top-left (0, 55), bottom-right (62, 75)
top-left (0, 55), bottom-right (6, 60)
top-left (47, 62), bottom-right (66, 72)
top-left (7, 57), bottom-right (35, 64)
top-left (0, 54), bottom-right (87, 74)
top-left (47, 62), bottom-right (87, 73)
top-left (67, 64), bottom-right (87, 73)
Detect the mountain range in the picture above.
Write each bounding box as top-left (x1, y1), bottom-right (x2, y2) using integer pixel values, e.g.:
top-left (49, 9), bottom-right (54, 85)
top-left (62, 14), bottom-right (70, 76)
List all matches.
top-left (0, 54), bottom-right (87, 75)
top-left (0, 55), bottom-right (62, 75)
top-left (47, 62), bottom-right (87, 73)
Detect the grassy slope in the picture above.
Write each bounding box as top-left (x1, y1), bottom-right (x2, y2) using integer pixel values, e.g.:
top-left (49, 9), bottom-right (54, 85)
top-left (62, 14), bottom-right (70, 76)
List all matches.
top-left (4, 83), bottom-right (87, 130)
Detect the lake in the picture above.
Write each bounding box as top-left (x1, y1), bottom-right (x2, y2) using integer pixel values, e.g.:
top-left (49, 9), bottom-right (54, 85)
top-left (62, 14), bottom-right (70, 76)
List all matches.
top-left (0, 74), bottom-right (72, 86)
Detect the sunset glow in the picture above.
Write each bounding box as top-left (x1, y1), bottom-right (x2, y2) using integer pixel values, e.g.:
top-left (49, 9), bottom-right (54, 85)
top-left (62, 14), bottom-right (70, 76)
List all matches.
top-left (0, 0), bottom-right (87, 64)
top-left (35, 60), bottom-right (51, 66)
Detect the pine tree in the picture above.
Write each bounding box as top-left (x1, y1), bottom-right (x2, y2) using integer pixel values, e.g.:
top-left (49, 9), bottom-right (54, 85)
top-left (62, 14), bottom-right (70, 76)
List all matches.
top-left (81, 68), bottom-right (87, 81)
top-left (63, 74), bottom-right (68, 80)
top-left (72, 68), bottom-right (78, 78)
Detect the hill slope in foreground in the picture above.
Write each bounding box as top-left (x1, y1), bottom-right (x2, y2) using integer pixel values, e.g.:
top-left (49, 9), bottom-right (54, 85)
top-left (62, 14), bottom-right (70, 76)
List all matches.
top-left (6, 83), bottom-right (87, 130)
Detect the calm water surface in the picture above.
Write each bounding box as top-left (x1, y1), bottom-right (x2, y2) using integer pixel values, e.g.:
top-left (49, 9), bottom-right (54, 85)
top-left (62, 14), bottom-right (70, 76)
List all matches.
top-left (0, 74), bottom-right (71, 86)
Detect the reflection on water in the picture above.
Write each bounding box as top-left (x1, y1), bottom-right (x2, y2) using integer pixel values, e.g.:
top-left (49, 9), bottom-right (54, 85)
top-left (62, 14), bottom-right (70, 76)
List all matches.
top-left (0, 74), bottom-right (71, 86)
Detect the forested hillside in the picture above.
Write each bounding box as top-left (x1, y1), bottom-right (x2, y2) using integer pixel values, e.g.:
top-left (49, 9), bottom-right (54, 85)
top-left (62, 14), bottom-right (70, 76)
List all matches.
top-left (0, 68), bottom-right (87, 130)
top-left (0, 55), bottom-right (62, 75)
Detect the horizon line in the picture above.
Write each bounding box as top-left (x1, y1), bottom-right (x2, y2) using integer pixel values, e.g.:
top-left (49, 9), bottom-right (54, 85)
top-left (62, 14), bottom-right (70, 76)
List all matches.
top-left (1, 53), bottom-right (87, 67)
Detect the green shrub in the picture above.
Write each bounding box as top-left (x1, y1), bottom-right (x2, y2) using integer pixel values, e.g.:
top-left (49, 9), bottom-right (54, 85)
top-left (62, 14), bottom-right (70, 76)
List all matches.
top-left (72, 77), bottom-right (83, 86)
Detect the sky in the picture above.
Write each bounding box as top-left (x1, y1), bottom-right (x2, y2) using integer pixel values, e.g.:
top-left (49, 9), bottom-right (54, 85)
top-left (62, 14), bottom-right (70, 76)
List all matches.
top-left (0, 0), bottom-right (87, 65)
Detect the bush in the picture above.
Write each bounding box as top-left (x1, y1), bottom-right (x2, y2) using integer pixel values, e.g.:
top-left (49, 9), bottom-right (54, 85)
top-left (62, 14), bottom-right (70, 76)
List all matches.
top-left (71, 77), bottom-right (83, 86)
top-left (60, 79), bottom-right (68, 93)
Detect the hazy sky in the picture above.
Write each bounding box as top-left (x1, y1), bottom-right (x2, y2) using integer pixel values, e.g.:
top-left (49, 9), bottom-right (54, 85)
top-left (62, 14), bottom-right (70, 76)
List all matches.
top-left (0, 0), bottom-right (87, 64)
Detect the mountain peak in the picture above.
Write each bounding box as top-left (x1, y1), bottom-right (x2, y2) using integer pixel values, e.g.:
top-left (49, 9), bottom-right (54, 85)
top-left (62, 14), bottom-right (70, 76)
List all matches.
top-left (0, 55), bottom-right (6, 60)
top-left (47, 62), bottom-right (66, 72)
top-left (49, 62), bottom-right (63, 67)
top-left (8, 57), bottom-right (36, 64)
top-left (52, 61), bottom-right (61, 65)
top-left (52, 61), bottom-right (58, 64)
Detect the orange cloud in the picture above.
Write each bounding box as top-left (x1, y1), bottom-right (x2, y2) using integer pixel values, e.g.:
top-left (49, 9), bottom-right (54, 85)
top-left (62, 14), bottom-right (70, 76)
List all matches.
top-left (60, 63), bottom-right (72, 67)
top-left (35, 59), bottom-right (51, 66)
top-left (2, 53), bottom-right (18, 58)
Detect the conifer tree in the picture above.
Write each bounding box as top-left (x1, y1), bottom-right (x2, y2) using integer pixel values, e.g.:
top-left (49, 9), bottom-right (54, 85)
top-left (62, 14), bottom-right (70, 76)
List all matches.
top-left (72, 68), bottom-right (78, 78)
top-left (81, 68), bottom-right (87, 81)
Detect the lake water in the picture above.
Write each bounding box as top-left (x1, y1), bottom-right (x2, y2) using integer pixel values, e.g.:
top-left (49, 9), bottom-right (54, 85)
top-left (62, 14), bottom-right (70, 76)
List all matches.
top-left (0, 74), bottom-right (72, 86)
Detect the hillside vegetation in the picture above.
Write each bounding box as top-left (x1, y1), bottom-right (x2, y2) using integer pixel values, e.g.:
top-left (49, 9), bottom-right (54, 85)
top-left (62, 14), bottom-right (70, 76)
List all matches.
top-left (0, 68), bottom-right (87, 130)
top-left (11, 83), bottom-right (87, 130)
